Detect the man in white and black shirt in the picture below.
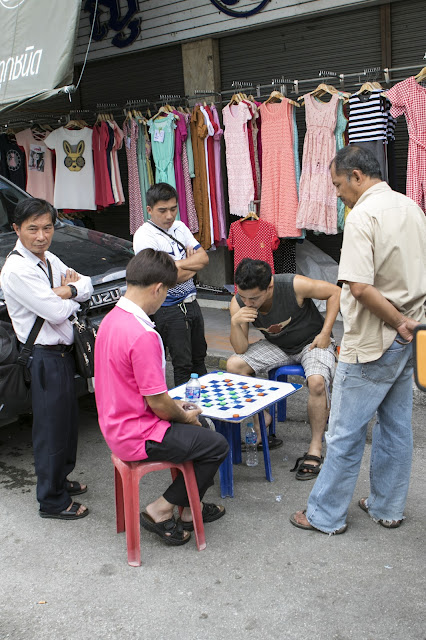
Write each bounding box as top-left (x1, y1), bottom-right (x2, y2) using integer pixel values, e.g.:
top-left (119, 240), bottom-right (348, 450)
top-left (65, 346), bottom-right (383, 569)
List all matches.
top-left (1, 198), bottom-right (93, 520)
top-left (133, 183), bottom-right (209, 386)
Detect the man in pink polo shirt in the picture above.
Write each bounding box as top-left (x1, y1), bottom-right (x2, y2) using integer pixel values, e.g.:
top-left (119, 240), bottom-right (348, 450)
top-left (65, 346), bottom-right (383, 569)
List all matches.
top-left (95, 248), bottom-right (228, 546)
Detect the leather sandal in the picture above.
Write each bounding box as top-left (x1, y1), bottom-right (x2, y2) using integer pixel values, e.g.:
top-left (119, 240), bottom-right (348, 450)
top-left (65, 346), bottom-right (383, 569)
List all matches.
top-left (140, 512), bottom-right (191, 545)
top-left (181, 502), bottom-right (226, 531)
top-left (39, 502), bottom-right (89, 520)
top-left (65, 479), bottom-right (88, 496)
top-left (290, 453), bottom-right (323, 480)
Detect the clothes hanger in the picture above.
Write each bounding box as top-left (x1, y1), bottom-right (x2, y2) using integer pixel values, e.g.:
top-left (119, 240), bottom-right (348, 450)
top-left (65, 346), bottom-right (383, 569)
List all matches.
top-left (227, 93), bottom-right (242, 106)
top-left (298, 83), bottom-right (349, 105)
top-left (356, 81), bottom-right (387, 98)
top-left (265, 89), bottom-right (300, 108)
top-left (151, 105), bottom-right (177, 121)
top-left (415, 66), bottom-right (426, 83)
top-left (64, 119), bottom-right (87, 130)
top-left (240, 202), bottom-right (259, 221)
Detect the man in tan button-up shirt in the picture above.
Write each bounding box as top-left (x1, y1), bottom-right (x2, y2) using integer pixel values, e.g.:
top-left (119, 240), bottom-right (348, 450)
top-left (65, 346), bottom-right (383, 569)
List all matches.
top-left (291, 145), bottom-right (426, 534)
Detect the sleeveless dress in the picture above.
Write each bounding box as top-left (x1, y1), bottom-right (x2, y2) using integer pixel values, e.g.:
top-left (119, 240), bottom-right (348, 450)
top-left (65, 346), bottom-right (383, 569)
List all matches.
top-left (334, 99), bottom-right (348, 231)
top-left (222, 102), bottom-right (254, 217)
top-left (259, 99), bottom-right (301, 238)
top-left (296, 94), bottom-right (339, 235)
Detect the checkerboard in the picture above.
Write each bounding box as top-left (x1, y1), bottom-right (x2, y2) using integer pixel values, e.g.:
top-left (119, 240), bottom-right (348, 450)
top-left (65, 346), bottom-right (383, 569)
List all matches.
top-left (171, 371), bottom-right (301, 421)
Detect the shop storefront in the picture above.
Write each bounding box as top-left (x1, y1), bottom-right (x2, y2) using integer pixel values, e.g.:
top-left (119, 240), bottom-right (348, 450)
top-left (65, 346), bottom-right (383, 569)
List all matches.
top-left (1, 0), bottom-right (425, 284)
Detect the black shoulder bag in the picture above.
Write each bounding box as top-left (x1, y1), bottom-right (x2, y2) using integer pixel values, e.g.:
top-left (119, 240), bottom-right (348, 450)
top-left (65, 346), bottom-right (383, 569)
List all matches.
top-left (0, 250), bottom-right (45, 420)
top-left (69, 302), bottom-right (97, 379)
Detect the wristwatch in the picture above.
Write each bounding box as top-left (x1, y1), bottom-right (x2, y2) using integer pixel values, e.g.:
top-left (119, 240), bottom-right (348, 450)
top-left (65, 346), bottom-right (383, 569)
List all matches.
top-left (68, 284), bottom-right (78, 299)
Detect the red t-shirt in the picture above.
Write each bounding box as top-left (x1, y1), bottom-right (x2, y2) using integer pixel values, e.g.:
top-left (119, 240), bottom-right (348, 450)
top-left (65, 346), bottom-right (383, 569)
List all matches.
top-left (228, 218), bottom-right (280, 291)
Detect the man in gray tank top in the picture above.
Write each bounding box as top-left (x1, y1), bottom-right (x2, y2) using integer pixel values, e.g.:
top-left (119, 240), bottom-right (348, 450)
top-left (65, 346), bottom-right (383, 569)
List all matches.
top-left (227, 259), bottom-right (341, 479)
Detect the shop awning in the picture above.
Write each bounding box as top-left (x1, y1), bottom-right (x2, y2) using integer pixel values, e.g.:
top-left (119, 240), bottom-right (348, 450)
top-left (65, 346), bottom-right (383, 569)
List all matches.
top-left (0, 0), bottom-right (81, 114)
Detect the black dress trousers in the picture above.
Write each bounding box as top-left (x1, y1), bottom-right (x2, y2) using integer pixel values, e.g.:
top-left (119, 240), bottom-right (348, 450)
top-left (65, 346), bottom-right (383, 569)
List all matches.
top-left (30, 346), bottom-right (78, 513)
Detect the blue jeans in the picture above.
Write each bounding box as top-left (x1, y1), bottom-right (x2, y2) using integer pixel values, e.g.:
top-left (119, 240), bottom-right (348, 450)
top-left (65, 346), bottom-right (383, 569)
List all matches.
top-left (306, 339), bottom-right (414, 533)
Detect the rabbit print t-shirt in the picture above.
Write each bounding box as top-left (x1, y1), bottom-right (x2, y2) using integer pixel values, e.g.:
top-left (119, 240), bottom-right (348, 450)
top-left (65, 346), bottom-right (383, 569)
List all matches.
top-left (45, 127), bottom-right (96, 210)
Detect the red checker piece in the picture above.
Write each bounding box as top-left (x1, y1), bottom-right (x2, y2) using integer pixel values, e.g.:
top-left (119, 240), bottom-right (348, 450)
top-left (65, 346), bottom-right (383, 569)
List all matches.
top-left (255, 384), bottom-right (262, 388)
top-left (245, 398), bottom-right (254, 402)
top-left (242, 385), bottom-right (248, 389)
top-left (257, 392), bottom-right (265, 396)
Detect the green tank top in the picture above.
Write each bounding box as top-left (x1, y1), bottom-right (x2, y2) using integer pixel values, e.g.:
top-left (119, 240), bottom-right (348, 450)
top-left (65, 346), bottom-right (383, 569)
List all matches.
top-left (236, 274), bottom-right (325, 355)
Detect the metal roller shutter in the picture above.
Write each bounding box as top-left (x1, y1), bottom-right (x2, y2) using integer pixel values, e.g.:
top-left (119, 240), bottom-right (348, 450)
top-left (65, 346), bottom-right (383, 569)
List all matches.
top-left (219, 5), bottom-right (382, 88)
top-left (219, 5), bottom-right (382, 261)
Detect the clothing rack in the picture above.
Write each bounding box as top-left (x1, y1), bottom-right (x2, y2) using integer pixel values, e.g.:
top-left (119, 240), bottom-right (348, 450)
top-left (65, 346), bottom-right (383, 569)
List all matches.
top-left (0, 112), bottom-right (68, 128)
top-left (220, 63), bottom-right (426, 99)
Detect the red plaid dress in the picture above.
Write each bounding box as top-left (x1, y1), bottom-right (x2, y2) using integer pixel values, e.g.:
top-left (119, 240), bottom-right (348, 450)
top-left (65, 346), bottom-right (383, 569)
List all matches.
top-left (387, 77), bottom-right (426, 213)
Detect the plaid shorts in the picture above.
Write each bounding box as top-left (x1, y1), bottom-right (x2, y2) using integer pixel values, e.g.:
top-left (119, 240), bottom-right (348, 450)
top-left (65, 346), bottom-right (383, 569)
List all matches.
top-left (235, 339), bottom-right (337, 402)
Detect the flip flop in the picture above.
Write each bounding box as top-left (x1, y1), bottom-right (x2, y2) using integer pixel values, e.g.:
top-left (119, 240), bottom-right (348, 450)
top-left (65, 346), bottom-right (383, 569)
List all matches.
top-left (181, 502), bottom-right (226, 531)
top-left (39, 502), bottom-right (89, 520)
top-left (140, 512), bottom-right (191, 545)
top-left (290, 510), bottom-right (347, 534)
top-left (65, 480), bottom-right (88, 496)
top-left (358, 498), bottom-right (403, 529)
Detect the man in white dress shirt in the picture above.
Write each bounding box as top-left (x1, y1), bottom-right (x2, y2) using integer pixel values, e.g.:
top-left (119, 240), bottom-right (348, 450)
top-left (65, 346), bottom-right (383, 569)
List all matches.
top-left (1, 198), bottom-right (93, 520)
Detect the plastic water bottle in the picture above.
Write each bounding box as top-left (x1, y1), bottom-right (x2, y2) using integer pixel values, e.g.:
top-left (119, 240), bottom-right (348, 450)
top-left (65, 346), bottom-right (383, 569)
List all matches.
top-left (245, 421), bottom-right (258, 467)
top-left (185, 373), bottom-right (201, 405)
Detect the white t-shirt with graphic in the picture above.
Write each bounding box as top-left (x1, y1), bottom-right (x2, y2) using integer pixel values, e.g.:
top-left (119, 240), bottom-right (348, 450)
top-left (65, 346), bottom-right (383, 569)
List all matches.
top-left (15, 128), bottom-right (55, 204)
top-left (45, 127), bottom-right (96, 210)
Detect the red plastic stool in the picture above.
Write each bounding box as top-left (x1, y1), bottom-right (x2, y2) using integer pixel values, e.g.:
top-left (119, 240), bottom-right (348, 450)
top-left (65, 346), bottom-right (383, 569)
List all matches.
top-left (111, 453), bottom-right (207, 566)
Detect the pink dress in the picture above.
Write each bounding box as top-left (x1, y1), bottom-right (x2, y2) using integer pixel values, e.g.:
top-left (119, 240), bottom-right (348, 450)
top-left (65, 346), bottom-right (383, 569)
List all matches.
top-left (296, 94), bottom-right (339, 234)
top-left (222, 103), bottom-right (254, 217)
top-left (123, 119), bottom-right (144, 235)
top-left (259, 99), bottom-right (301, 238)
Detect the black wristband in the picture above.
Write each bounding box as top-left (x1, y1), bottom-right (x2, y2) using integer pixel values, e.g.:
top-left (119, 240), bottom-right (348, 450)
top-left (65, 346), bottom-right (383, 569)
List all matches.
top-left (68, 284), bottom-right (78, 299)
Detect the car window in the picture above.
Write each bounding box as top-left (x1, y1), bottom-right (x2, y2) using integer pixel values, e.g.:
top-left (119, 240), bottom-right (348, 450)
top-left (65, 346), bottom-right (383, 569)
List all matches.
top-left (0, 177), bottom-right (28, 233)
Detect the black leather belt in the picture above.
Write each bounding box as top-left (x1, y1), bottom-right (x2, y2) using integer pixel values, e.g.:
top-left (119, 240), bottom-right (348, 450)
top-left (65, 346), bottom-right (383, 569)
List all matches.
top-left (33, 344), bottom-right (74, 353)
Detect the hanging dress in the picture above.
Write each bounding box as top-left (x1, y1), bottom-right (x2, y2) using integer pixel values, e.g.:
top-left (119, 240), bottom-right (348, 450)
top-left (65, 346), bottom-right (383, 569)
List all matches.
top-left (136, 118), bottom-right (150, 222)
top-left (122, 118), bottom-right (144, 234)
top-left (296, 94), bottom-right (339, 235)
top-left (387, 76), bottom-right (426, 212)
top-left (211, 105), bottom-right (227, 245)
top-left (335, 99), bottom-right (348, 231)
top-left (259, 99), bottom-right (301, 238)
top-left (181, 113), bottom-right (198, 234)
top-left (191, 105), bottom-right (210, 249)
top-left (172, 109), bottom-right (189, 227)
top-left (222, 102), bottom-right (254, 217)
top-left (147, 114), bottom-right (177, 189)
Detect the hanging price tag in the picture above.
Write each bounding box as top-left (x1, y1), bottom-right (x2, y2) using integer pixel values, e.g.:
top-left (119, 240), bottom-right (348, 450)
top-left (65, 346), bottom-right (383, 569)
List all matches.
top-left (126, 136), bottom-right (131, 149)
top-left (154, 129), bottom-right (165, 143)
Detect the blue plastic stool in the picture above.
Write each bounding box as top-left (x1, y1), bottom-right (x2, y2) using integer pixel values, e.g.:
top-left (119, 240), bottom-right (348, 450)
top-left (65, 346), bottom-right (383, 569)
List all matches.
top-left (268, 365), bottom-right (306, 435)
top-left (213, 411), bottom-right (273, 498)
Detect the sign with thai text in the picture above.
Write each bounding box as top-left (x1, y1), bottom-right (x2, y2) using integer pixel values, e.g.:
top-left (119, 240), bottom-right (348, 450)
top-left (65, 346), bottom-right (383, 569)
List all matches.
top-left (0, 0), bottom-right (80, 109)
